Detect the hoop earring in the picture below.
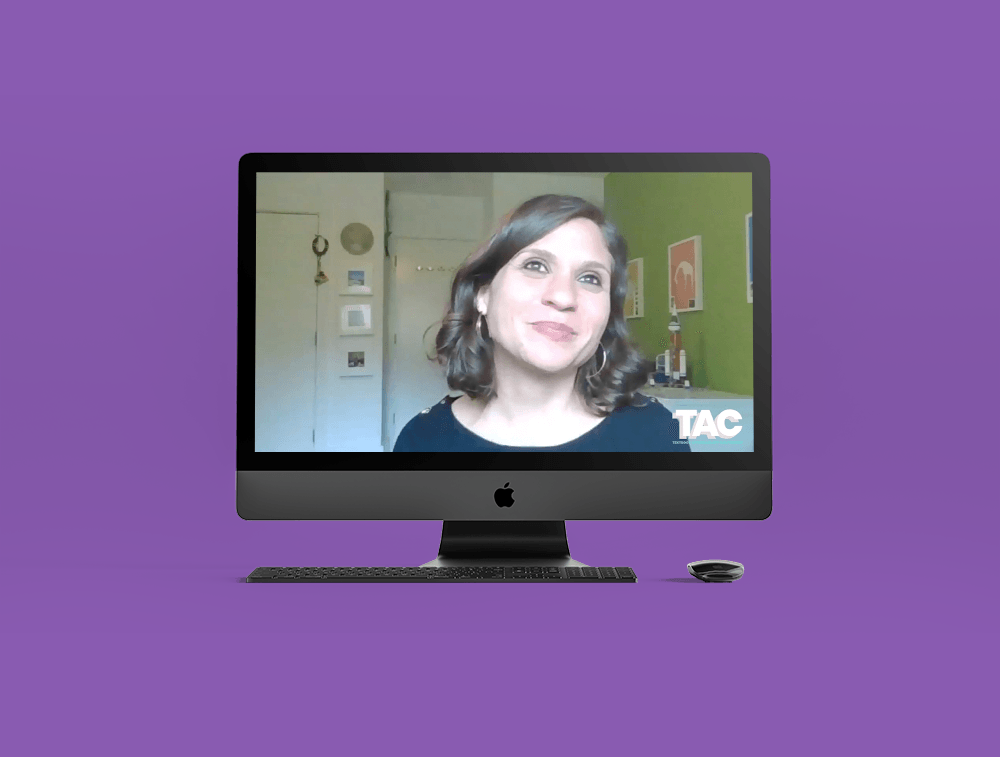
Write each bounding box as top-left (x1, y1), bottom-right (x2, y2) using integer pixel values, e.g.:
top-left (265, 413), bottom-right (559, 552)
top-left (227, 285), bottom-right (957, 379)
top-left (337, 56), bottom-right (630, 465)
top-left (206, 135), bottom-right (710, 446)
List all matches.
top-left (586, 343), bottom-right (607, 379)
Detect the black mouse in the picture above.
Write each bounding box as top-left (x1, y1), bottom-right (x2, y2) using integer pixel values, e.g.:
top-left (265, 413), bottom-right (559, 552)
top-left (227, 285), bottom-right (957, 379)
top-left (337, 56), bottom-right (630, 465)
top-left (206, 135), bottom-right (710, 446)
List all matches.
top-left (687, 560), bottom-right (744, 582)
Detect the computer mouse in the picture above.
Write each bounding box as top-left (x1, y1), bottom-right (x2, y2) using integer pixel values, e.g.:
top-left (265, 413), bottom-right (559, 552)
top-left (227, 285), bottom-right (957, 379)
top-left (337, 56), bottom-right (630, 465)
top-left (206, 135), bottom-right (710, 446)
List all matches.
top-left (687, 560), bottom-right (744, 582)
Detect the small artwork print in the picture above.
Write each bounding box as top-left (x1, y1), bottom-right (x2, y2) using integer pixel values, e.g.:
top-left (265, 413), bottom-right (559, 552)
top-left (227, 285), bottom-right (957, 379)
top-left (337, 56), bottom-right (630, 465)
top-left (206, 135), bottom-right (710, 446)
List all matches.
top-left (339, 348), bottom-right (373, 376)
top-left (668, 236), bottom-right (703, 313)
top-left (340, 303), bottom-right (373, 335)
top-left (625, 258), bottom-right (644, 319)
top-left (340, 265), bottom-right (373, 295)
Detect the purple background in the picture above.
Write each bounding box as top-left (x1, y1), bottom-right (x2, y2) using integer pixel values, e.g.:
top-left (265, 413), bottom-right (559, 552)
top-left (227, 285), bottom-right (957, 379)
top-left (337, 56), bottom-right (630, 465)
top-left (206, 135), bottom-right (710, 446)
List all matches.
top-left (3, 2), bottom-right (996, 754)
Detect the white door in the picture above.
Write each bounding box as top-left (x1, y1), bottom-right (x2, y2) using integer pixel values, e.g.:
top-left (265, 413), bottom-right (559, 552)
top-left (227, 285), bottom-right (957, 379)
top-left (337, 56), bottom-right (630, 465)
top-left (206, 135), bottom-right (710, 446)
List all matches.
top-left (385, 237), bottom-right (479, 449)
top-left (254, 213), bottom-right (318, 451)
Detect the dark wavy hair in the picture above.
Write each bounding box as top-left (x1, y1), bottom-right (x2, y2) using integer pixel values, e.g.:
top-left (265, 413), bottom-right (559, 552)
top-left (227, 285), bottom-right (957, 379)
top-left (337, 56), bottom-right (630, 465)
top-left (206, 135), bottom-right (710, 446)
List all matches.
top-left (434, 194), bottom-right (652, 415)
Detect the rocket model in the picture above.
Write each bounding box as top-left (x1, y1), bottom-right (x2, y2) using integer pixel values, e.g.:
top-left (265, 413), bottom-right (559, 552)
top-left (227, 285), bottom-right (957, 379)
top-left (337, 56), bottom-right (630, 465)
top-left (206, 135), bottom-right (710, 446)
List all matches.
top-left (668, 301), bottom-right (688, 387)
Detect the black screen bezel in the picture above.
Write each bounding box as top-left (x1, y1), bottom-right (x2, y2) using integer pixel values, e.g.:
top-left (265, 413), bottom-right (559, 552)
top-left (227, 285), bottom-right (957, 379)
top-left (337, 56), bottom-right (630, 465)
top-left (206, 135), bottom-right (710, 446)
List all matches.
top-left (238, 153), bottom-right (770, 472)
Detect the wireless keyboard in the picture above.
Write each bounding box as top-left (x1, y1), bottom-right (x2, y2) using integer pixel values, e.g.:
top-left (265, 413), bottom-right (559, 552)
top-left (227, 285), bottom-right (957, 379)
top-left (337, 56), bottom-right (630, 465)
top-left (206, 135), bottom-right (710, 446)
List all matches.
top-left (247, 566), bottom-right (636, 582)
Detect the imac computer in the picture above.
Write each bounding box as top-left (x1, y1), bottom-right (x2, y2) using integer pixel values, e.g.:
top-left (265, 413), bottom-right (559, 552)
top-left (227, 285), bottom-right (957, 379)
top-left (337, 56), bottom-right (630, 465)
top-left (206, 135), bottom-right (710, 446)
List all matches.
top-left (238, 154), bottom-right (770, 575)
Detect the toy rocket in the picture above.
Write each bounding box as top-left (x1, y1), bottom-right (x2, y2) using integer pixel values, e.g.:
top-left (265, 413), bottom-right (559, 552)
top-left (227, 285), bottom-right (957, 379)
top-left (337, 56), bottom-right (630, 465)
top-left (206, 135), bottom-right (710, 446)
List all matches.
top-left (668, 301), bottom-right (683, 385)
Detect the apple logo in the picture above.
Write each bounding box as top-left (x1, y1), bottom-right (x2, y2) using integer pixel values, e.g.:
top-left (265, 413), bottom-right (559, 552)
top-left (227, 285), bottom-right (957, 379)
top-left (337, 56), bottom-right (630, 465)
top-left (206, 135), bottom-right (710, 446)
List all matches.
top-left (494, 482), bottom-right (514, 508)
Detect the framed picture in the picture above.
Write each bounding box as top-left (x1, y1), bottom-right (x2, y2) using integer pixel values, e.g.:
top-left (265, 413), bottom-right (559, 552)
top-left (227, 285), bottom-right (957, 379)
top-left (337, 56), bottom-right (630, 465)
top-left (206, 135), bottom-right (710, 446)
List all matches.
top-left (667, 235), bottom-right (703, 313)
top-left (625, 258), bottom-right (643, 319)
top-left (338, 349), bottom-right (373, 377)
top-left (340, 303), bottom-right (373, 336)
top-left (745, 212), bottom-right (753, 304)
top-left (340, 264), bottom-right (372, 295)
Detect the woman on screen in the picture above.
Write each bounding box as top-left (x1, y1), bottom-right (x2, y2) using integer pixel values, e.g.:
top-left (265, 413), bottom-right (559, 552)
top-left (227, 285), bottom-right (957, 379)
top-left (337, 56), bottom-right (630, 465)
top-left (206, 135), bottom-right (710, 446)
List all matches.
top-left (393, 194), bottom-right (690, 452)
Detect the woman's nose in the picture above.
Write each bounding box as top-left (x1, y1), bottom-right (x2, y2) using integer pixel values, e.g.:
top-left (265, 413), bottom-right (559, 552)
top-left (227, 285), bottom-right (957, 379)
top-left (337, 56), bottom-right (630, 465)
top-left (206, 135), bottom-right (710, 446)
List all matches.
top-left (542, 273), bottom-right (577, 311)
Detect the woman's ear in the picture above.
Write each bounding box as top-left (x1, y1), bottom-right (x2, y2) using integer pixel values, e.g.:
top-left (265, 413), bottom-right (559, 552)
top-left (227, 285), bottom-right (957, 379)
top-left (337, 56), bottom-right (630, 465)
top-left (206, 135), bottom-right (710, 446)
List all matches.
top-left (475, 288), bottom-right (489, 316)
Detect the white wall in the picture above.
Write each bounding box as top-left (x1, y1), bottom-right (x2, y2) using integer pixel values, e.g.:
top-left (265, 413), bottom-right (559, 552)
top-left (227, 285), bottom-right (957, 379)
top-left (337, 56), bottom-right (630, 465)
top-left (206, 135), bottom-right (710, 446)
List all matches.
top-left (255, 173), bottom-right (385, 452)
top-left (255, 212), bottom-right (319, 452)
top-left (383, 192), bottom-right (489, 449)
top-left (492, 173), bottom-right (605, 227)
top-left (388, 192), bottom-right (488, 241)
top-left (385, 173), bottom-right (491, 199)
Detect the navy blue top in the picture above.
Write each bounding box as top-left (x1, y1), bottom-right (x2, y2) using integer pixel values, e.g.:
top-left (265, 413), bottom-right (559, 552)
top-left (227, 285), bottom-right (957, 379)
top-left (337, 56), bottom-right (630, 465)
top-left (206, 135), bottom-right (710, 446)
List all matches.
top-left (393, 394), bottom-right (691, 452)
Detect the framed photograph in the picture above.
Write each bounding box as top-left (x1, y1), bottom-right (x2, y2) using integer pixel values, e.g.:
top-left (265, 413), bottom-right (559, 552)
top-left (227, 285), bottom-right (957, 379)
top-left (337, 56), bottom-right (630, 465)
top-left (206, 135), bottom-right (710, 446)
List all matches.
top-left (667, 235), bottom-right (703, 313)
top-left (625, 258), bottom-right (643, 319)
top-left (340, 264), bottom-right (372, 295)
top-left (340, 303), bottom-right (373, 336)
top-left (338, 349), bottom-right (373, 377)
top-left (745, 212), bottom-right (753, 304)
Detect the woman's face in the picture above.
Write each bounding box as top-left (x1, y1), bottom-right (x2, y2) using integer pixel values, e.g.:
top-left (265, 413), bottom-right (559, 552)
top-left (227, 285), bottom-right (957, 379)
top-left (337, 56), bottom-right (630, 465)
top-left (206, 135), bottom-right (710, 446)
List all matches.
top-left (478, 218), bottom-right (614, 376)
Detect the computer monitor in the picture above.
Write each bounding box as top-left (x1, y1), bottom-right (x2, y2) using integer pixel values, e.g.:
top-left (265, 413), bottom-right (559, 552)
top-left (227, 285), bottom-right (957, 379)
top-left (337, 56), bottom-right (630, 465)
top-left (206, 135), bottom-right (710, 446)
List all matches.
top-left (238, 154), bottom-right (771, 567)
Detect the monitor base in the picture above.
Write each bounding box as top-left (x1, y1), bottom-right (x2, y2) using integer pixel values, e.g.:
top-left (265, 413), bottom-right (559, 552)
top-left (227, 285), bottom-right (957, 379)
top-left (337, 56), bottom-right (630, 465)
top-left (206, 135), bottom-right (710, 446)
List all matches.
top-left (421, 520), bottom-right (590, 568)
top-left (421, 556), bottom-right (590, 568)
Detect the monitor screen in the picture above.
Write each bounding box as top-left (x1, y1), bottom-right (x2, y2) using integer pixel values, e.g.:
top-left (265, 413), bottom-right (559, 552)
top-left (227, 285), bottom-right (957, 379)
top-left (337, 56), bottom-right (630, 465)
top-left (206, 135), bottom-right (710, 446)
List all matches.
top-left (238, 154), bottom-right (770, 563)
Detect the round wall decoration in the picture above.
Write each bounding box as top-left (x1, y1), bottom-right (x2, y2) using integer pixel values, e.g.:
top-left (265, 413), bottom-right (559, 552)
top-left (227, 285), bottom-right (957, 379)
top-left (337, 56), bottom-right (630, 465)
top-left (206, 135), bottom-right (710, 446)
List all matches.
top-left (340, 223), bottom-right (374, 255)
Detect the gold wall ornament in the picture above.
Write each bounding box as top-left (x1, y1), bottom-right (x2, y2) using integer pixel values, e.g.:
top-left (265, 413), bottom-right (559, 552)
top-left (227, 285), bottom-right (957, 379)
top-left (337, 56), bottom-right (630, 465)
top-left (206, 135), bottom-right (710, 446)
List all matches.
top-left (340, 223), bottom-right (374, 255)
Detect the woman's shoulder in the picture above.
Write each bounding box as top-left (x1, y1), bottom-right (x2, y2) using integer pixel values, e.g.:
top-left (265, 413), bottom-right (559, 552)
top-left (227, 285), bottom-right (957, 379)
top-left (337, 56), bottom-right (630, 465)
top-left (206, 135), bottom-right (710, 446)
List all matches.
top-left (599, 393), bottom-right (689, 450)
top-left (402, 396), bottom-right (457, 429)
top-left (392, 396), bottom-right (462, 451)
top-left (449, 394), bottom-right (486, 428)
top-left (611, 392), bottom-right (671, 417)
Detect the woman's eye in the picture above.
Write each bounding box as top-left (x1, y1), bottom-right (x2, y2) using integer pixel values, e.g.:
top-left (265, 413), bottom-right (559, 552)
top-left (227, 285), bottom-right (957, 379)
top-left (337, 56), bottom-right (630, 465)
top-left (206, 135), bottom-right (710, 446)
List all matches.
top-left (521, 259), bottom-right (602, 288)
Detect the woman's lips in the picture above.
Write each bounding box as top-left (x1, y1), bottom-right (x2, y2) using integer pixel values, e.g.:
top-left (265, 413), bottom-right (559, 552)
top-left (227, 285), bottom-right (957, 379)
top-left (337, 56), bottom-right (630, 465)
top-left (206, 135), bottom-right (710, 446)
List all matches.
top-left (531, 321), bottom-right (576, 342)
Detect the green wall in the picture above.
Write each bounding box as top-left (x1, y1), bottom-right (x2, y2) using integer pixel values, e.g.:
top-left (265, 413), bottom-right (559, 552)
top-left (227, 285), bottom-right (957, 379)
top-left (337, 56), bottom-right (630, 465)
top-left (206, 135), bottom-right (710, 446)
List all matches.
top-left (604, 173), bottom-right (753, 396)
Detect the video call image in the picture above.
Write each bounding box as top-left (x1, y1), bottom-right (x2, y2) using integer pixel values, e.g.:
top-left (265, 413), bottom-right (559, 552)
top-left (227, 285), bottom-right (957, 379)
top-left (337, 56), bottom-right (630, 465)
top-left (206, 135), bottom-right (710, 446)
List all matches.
top-left (255, 172), bottom-right (753, 453)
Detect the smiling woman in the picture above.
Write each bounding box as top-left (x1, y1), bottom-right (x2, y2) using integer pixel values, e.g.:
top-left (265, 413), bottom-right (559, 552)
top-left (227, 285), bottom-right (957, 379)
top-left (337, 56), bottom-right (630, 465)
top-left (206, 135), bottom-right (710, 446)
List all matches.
top-left (392, 195), bottom-right (691, 452)
top-left (478, 218), bottom-right (612, 379)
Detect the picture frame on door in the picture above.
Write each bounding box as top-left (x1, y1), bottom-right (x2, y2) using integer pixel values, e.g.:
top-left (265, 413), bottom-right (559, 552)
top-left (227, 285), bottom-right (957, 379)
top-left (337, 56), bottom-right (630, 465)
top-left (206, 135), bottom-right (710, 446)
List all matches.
top-left (338, 348), bottom-right (373, 377)
top-left (667, 235), bottom-right (703, 313)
